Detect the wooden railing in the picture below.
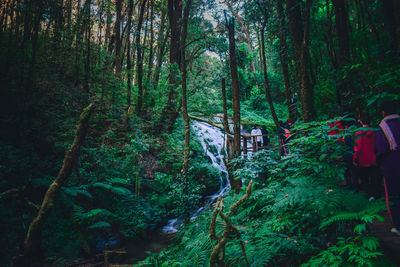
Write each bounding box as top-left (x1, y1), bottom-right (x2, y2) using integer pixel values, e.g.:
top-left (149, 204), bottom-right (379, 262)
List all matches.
top-left (227, 134), bottom-right (279, 155)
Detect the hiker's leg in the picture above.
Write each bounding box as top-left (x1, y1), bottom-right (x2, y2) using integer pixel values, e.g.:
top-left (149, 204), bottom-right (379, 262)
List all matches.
top-left (386, 176), bottom-right (400, 229)
top-left (369, 167), bottom-right (382, 199)
top-left (350, 166), bottom-right (359, 190)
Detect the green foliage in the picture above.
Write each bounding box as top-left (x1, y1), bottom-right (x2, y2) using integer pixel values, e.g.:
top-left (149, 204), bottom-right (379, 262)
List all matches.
top-left (302, 235), bottom-right (383, 267)
top-left (139, 119), bottom-right (389, 266)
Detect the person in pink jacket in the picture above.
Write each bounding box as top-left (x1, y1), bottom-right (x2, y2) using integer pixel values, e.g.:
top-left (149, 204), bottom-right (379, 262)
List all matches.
top-left (353, 114), bottom-right (381, 200)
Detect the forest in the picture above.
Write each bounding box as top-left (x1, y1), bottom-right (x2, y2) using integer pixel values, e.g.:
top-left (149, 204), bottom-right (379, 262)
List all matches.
top-left (0, 0), bottom-right (400, 266)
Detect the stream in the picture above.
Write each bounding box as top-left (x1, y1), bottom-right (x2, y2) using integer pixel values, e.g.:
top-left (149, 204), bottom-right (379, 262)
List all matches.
top-left (111, 120), bottom-right (230, 265)
top-left (162, 120), bottom-right (230, 233)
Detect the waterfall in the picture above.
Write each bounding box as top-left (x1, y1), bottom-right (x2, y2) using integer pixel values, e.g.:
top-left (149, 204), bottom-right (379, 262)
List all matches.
top-left (162, 120), bottom-right (230, 233)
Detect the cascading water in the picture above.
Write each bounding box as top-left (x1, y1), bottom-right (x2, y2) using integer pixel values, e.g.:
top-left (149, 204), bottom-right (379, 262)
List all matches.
top-left (162, 120), bottom-right (230, 233)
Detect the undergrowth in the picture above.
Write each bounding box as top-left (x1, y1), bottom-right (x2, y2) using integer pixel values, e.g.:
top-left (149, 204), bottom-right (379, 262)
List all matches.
top-left (139, 119), bottom-right (391, 266)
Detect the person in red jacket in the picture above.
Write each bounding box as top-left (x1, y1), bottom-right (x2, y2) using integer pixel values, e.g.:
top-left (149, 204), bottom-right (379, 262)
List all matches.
top-left (328, 118), bottom-right (345, 142)
top-left (353, 113), bottom-right (381, 200)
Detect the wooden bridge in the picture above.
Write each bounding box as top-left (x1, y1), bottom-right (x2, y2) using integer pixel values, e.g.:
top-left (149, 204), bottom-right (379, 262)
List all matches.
top-left (227, 133), bottom-right (284, 155)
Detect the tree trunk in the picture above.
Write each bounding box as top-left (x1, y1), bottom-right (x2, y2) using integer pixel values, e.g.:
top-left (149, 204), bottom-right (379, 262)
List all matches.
top-left (74, 0), bottom-right (83, 86)
top-left (156, 0), bottom-right (183, 133)
top-left (286, 0), bottom-right (315, 121)
top-left (141, 0), bottom-right (150, 110)
top-left (225, 16), bottom-right (241, 157)
top-left (12, 104), bottom-right (95, 267)
top-left (260, 24), bottom-right (279, 127)
top-left (84, 0), bottom-right (91, 94)
top-left (146, 0), bottom-right (154, 109)
top-left (332, 0), bottom-right (351, 109)
top-left (126, 0), bottom-right (134, 123)
top-left (135, 0), bottom-right (148, 115)
top-left (53, 0), bottom-right (64, 45)
top-left (21, 0), bottom-right (32, 49)
top-left (26, 0), bottom-right (43, 90)
top-left (225, 0), bottom-right (256, 74)
top-left (332, 0), bottom-right (350, 65)
top-left (276, 0), bottom-right (296, 121)
top-left (221, 78), bottom-right (230, 135)
top-left (5, 0), bottom-right (16, 73)
top-left (114, 0), bottom-right (122, 77)
top-left (360, 0), bottom-right (384, 58)
top-left (181, 0), bottom-right (192, 174)
top-left (105, 2), bottom-right (111, 51)
top-left (382, 0), bottom-right (400, 54)
top-left (152, 19), bottom-right (169, 91)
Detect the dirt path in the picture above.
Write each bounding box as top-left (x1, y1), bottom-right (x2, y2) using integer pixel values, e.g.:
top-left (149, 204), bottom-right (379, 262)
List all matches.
top-left (369, 212), bottom-right (400, 264)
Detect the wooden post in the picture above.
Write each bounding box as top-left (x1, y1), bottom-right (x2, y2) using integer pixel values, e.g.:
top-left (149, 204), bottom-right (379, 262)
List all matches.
top-left (227, 136), bottom-right (234, 159)
top-left (242, 136), bottom-right (247, 154)
top-left (252, 136), bottom-right (256, 153)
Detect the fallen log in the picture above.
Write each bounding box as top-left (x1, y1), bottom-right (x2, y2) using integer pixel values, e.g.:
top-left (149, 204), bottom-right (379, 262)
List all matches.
top-left (12, 103), bottom-right (95, 267)
top-left (188, 114), bottom-right (225, 131)
top-left (188, 114), bottom-right (275, 130)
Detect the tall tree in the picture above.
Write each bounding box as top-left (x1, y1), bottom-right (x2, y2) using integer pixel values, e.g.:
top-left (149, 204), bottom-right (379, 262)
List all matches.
top-left (224, 0), bottom-right (256, 73)
top-left (286, 0), bottom-right (315, 121)
top-left (146, 0), bottom-right (155, 109)
top-left (84, 0), bottom-right (91, 94)
top-left (259, 24), bottom-right (279, 127)
top-left (332, 0), bottom-right (351, 108)
top-left (382, 0), bottom-right (400, 53)
top-left (152, 8), bottom-right (168, 95)
top-left (224, 13), bottom-right (241, 157)
top-left (181, 0), bottom-right (193, 174)
top-left (156, 0), bottom-right (185, 132)
top-left (257, 2), bottom-right (279, 127)
top-left (114, 0), bottom-right (122, 77)
top-left (276, 0), bottom-right (297, 121)
top-left (126, 0), bottom-right (134, 122)
top-left (221, 77), bottom-right (230, 136)
top-left (135, 0), bottom-right (148, 115)
top-left (332, 0), bottom-right (350, 65)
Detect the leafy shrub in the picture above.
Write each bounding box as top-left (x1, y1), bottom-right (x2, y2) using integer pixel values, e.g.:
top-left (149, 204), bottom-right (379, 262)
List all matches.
top-left (139, 119), bottom-right (388, 266)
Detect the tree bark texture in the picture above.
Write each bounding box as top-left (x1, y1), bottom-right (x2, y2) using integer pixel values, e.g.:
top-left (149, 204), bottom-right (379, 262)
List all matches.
top-left (225, 15), bottom-right (241, 156)
top-left (84, 0), bottom-right (91, 93)
top-left (332, 0), bottom-right (350, 65)
top-left (126, 0), bottom-right (134, 122)
top-left (221, 78), bottom-right (230, 136)
top-left (260, 24), bottom-right (279, 127)
top-left (157, 0), bottom-right (183, 133)
top-left (146, 0), bottom-right (154, 105)
top-left (152, 10), bottom-right (168, 94)
top-left (224, 0), bottom-right (256, 73)
top-left (12, 104), bottom-right (95, 267)
top-left (332, 0), bottom-right (351, 109)
top-left (114, 0), bottom-right (122, 77)
top-left (276, 0), bottom-right (296, 121)
top-left (286, 0), bottom-right (315, 121)
top-left (181, 0), bottom-right (192, 174)
top-left (135, 0), bottom-right (148, 115)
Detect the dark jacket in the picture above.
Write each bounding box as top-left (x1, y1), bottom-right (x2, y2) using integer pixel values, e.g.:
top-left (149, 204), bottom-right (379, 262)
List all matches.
top-left (375, 117), bottom-right (400, 177)
top-left (261, 128), bottom-right (269, 146)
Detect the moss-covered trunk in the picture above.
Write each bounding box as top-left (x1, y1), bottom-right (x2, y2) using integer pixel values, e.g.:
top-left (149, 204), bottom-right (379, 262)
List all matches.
top-left (12, 103), bottom-right (95, 267)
